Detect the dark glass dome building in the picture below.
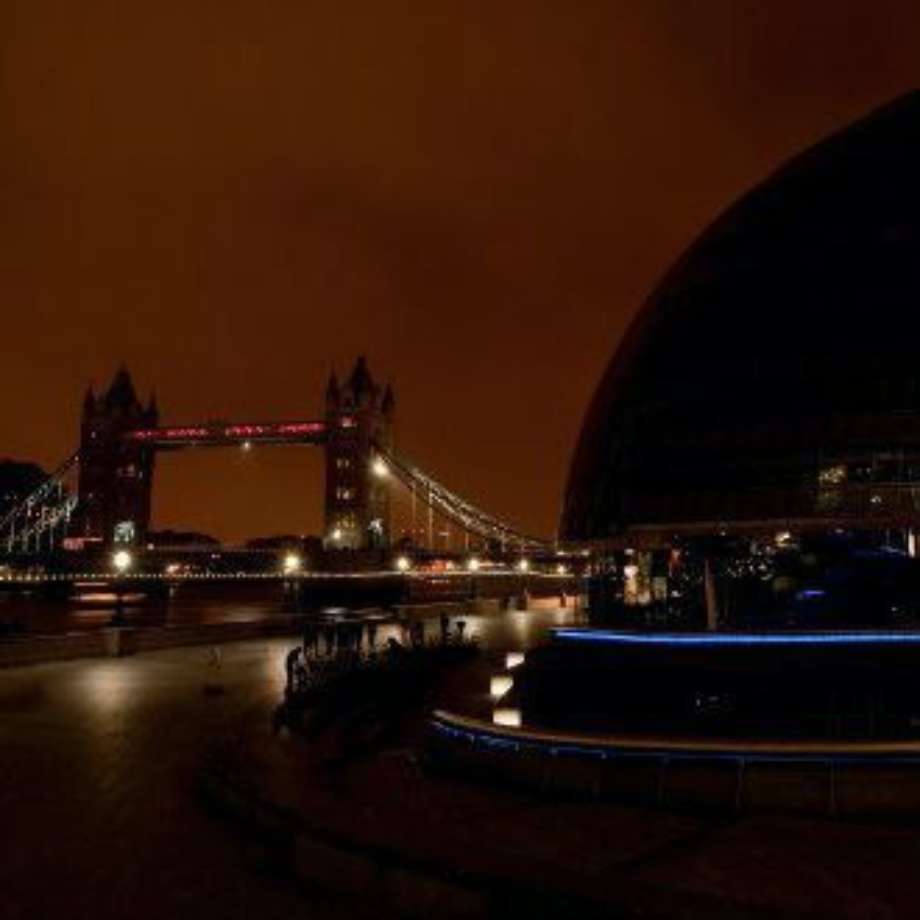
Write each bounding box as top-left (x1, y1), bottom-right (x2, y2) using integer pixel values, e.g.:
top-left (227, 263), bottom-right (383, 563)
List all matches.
top-left (562, 92), bottom-right (920, 545)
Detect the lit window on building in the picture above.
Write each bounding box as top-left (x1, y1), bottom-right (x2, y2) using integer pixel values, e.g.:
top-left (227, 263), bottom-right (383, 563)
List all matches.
top-left (113, 520), bottom-right (136, 545)
top-left (818, 464), bottom-right (847, 485)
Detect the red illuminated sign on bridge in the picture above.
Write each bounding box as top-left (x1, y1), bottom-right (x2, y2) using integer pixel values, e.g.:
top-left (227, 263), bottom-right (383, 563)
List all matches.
top-left (126, 419), bottom-right (339, 447)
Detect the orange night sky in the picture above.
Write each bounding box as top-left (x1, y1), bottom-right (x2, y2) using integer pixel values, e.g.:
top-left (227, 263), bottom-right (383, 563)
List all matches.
top-left (2, 1), bottom-right (919, 541)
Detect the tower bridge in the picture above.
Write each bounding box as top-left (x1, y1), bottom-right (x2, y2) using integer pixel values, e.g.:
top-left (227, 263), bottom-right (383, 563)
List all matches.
top-left (2, 357), bottom-right (552, 564)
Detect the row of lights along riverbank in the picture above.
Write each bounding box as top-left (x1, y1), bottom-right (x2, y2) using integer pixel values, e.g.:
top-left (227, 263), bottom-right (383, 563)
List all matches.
top-left (8, 552), bottom-right (572, 581)
top-left (392, 555), bottom-right (566, 574)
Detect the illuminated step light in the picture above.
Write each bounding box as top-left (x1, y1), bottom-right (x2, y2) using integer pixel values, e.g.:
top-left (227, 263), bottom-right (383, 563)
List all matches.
top-left (490, 674), bottom-right (514, 699)
top-left (505, 651), bottom-right (525, 670)
top-left (492, 708), bottom-right (521, 728)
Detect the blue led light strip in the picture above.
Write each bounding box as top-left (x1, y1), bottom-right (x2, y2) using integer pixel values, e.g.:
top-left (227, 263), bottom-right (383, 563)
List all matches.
top-left (552, 629), bottom-right (920, 647)
top-left (429, 719), bottom-right (920, 765)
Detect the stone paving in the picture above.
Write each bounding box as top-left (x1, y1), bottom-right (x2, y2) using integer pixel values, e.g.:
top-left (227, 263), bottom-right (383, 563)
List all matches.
top-left (0, 640), bottom-right (318, 919)
top-left (0, 603), bottom-right (575, 918)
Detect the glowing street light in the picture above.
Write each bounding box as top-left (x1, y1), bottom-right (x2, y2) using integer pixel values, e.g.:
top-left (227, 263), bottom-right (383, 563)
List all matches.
top-left (395, 555), bottom-right (411, 572)
top-left (372, 457), bottom-right (389, 478)
top-left (331, 527), bottom-right (343, 543)
top-left (517, 559), bottom-right (530, 573)
top-left (112, 550), bottom-right (133, 574)
top-left (282, 553), bottom-right (303, 575)
top-left (241, 440), bottom-right (252, 452)
top-left (467, 557), bottom-right (481, 572)
top-left (556, 563), bottom-right (567, 575)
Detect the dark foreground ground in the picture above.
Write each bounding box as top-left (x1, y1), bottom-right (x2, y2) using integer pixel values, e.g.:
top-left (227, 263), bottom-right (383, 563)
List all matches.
top-left (3, 605), bottom-right (920, 919)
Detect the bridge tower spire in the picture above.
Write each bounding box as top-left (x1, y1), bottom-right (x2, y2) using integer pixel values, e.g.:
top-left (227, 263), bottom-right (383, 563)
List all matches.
top-left (69, 366), bottom-right (158, 549)
top-left (324, 357), bottom-right (393, 551)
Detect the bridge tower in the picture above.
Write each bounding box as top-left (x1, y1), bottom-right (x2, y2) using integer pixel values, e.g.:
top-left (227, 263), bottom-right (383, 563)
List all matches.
top-left (324, 357), bottom-right (394, 550)
top-left (69, 367), bottom-right (158, 548)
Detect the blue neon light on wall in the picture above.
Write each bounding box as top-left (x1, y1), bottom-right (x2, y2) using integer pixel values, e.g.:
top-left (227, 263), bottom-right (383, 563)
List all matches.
top-left (552, 629), bottom-right (920, 647)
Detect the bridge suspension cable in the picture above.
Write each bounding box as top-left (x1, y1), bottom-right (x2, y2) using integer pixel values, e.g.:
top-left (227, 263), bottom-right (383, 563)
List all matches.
top-left (372, 442), bottom-right (552, 553)
top-left (1, 451), bottom-right (81, 556)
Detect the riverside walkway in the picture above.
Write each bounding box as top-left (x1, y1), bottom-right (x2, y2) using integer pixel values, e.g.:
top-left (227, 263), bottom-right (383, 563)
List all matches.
top-left (3, 606), bottom-right (920, 919)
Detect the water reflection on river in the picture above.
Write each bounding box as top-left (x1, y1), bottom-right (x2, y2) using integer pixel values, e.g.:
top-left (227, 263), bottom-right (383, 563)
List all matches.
top-left (0, 582), bottom-right (585, 652)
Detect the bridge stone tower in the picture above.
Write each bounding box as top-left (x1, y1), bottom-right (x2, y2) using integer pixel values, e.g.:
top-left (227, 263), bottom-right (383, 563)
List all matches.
top-left (324, 357), bottom-right (394, 550)
top-left (69, 367), bottom-right (158, 548)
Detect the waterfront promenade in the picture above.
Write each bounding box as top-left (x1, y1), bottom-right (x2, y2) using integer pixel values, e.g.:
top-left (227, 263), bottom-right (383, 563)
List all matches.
top-left (3, 606), bottom-right (920, 918)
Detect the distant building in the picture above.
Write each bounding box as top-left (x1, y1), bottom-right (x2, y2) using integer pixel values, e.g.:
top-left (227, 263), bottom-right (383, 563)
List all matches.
top-left (147, 529), bottom-right (220, 549)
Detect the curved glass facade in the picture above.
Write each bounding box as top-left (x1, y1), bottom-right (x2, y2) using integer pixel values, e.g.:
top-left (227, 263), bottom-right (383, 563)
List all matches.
top-left (562, 93), bottom-right (920, 543)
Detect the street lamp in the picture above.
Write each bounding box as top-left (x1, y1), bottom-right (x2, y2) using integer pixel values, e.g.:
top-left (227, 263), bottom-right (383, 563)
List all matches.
top-left (467, 556), bottom-right (481, 572)
top-left (282, 553), bottom-right (302, 575)
top-left (517, 559), bottom-right (530, 573)
top-left (372, 457), bottom-right (389, 478)
top-left (112, 550), bottom-right (133, 574)
top-left (395, 555), bottom-right (411, 572)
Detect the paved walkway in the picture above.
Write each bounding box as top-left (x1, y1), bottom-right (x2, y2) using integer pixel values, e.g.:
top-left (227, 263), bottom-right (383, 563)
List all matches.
top-left (0, 604), bottom-right (576, 919)
top-left (3, 606), bottom-right (920, 918)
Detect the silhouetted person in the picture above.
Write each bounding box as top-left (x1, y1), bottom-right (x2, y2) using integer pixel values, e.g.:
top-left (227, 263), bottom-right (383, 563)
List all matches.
top-left (285, 646), bottom-right (302, 695)
top-left (439, 612), bottom-right (449, 643)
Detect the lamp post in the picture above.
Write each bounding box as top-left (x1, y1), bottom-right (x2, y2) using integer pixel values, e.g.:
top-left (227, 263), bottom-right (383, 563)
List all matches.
top-left (110, 549), bottom-right (132, 625)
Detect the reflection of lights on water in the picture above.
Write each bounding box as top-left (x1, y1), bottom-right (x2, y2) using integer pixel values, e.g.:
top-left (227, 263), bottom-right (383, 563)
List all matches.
top-left (505, 651), bottom-right (525, 669)
top-left (490, 674), bottom-right (514, 699)
top-left (493, 708), bottom-right (521, 727)
top-left (81, 664), bottom-right (134, 712)
top-left (73, 592), bottom-right (144, 605)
